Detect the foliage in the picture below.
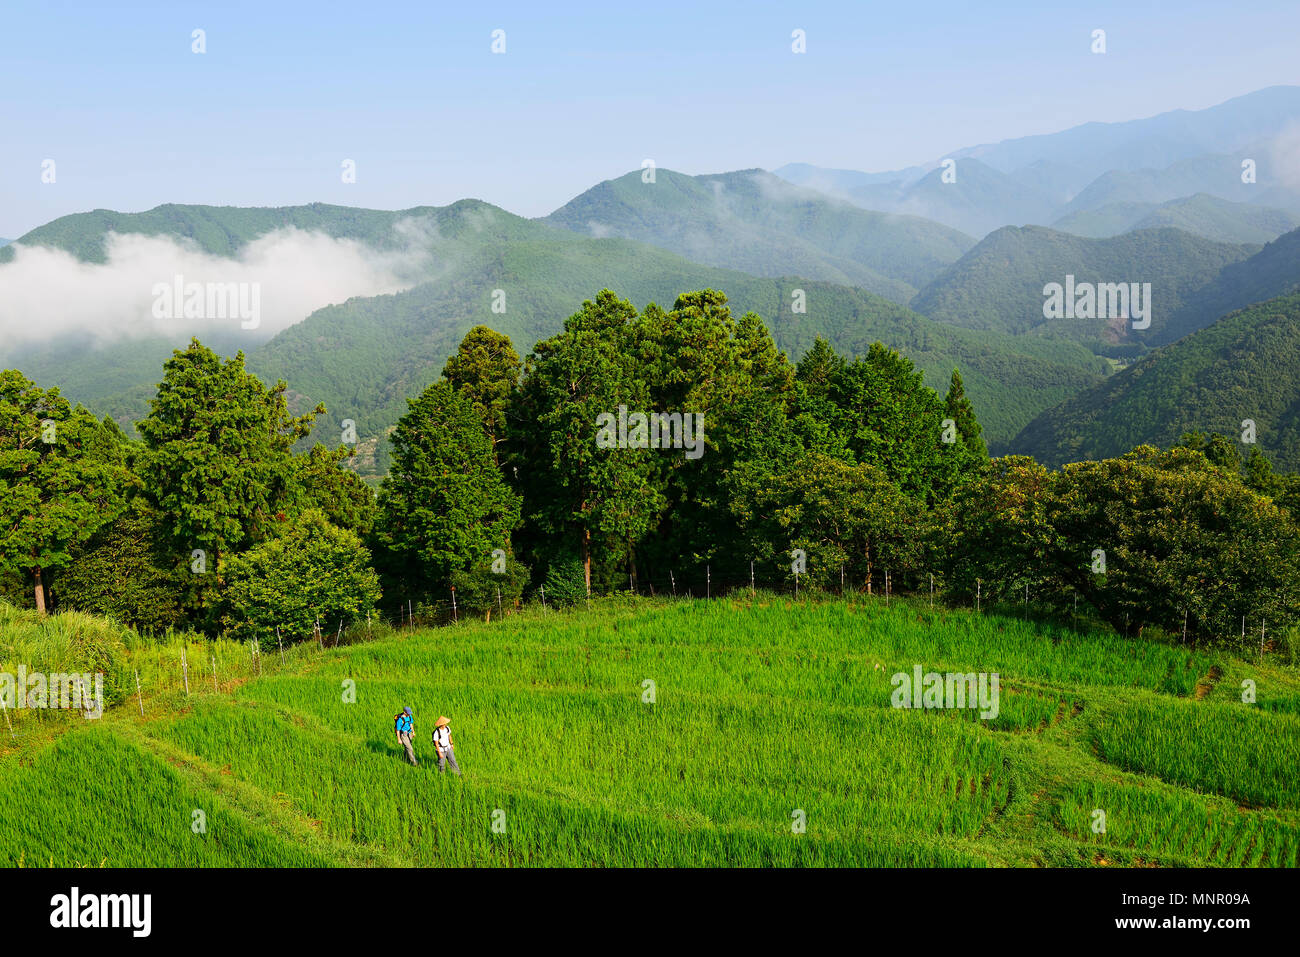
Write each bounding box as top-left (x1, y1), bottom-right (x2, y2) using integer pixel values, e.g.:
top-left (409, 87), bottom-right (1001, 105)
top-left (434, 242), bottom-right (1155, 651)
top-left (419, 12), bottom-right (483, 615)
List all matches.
top-left (372, 380), bottom-right (520, 607)
top-left (221, 510), bottom-right (381, 647)
top-left (0, 370), bottom-right (130, 612)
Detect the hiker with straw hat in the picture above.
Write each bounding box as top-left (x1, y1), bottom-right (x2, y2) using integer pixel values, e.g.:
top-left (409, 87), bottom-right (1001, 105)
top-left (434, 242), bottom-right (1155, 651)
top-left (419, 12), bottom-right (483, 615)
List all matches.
top-left (432, 715), bottom-right (461, 775)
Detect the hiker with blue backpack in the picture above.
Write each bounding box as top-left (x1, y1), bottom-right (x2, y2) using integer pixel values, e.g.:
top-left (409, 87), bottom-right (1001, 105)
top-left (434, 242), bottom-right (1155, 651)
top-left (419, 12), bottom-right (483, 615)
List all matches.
top-left (393, 706), bottom-right (418, 765)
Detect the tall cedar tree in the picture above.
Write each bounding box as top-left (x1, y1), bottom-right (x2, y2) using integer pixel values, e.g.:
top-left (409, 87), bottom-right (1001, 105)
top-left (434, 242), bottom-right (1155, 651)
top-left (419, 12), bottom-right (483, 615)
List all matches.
top-left (373, 379), bottom-right (520, 608)
top-left (941, 369), bottom-right (988, 495)
top-left (442, 325), bottom-right (522, 465)
top-left (512, 290), bottom-right (663, 592)
top-left (136, 340), bottom-right (321, 626)
top-left (826, 343), bottom-right (951, 502)
top-left (633, 291), bottom-right (800, 582)
top-left (0, 370), bottom-right (129, 612)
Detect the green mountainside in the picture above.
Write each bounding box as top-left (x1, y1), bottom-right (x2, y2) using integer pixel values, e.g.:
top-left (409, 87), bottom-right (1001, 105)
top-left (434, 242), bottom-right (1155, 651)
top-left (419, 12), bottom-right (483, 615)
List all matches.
top-left (1014, 293), bottom-right (1300, 469)
top-left (909, 225), bottom-right (1259, 355)
top-left (543, 168), bottom-right (974, 302)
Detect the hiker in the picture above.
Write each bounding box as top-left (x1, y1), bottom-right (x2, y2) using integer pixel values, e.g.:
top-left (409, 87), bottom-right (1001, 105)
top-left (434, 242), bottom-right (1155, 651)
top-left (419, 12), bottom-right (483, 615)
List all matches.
top-left (393, 706), bottom-right (418, 765)
top-left (432, 715), bottom-right (461, 775)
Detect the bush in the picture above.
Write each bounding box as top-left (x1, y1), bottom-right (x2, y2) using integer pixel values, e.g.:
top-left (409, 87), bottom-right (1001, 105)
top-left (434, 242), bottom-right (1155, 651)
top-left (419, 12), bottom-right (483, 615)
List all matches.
top-left (53, 501), bottom-right (187, 635)
top-left (221, 510), bottom-right (381, 648)
top-left (449, 556), bottom-right (530, 620)
top-left (541, 556), bottom-right (586, 607)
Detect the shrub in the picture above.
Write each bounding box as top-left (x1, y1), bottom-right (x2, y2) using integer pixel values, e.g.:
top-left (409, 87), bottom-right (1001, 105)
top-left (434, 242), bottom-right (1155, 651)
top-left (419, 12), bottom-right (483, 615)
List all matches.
top-left (221, 510), bottom-right (381, 648)
top-left (450, 556), bottom-right (530, 620)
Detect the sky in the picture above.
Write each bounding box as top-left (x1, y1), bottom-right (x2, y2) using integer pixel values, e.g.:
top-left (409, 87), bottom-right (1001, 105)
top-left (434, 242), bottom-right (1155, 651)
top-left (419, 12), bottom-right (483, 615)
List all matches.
top-left (2, 0), bottom-right (1298, 238)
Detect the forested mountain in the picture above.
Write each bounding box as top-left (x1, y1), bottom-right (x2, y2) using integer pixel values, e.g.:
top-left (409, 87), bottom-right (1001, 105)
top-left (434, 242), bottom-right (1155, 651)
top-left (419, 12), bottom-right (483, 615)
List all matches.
top-left (1015, 293), bottom-right (1300, 469)
top-left (2, 195), bottom-right (1102, 469)
top-left (246, 243), bottom-right (1103, 473)
top-left (1053, 193), bottom-right (1300, 245)
top-left (908, 225), bottom-right (1258, 355)
top-left (543, 168), bottom-right (974, 302)
top-left (1163, 226), bottom-right (1300, 336)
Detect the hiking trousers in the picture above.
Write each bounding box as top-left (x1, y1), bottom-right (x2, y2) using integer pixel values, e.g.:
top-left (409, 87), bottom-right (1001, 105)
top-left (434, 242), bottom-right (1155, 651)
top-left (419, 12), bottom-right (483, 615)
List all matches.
top-left (437, 746), bottom-right (461, 775)
top-left (398, 731), bottom-right (418, 765)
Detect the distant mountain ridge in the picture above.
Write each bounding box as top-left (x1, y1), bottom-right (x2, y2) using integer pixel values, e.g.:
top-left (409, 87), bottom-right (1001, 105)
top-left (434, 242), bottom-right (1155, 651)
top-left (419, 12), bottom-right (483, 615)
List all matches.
top-left (777, 86), bottom-right (1300, 238)
top-left (1053, 193), bottom-right (1300, 245)
top-left (542, 167), bottom-right (975, 303)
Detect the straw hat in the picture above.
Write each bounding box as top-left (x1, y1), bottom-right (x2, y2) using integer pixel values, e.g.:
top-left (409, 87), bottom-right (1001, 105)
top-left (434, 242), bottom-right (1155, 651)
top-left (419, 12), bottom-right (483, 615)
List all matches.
top-left (434, 716), bottom-right (451, 728)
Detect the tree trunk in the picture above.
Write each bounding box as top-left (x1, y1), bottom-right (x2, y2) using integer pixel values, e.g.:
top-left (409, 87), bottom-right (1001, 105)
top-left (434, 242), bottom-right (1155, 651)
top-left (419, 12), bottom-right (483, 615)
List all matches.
top-left (33, 567), bottom-right (46, 615)
top-left (582, 527), bottom-right (592, 593)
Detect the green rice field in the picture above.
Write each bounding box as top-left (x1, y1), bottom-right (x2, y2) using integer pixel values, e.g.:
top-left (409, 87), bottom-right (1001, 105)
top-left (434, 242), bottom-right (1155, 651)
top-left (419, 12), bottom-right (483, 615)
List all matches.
top-left (2, 595), bottom-right (1298, 867)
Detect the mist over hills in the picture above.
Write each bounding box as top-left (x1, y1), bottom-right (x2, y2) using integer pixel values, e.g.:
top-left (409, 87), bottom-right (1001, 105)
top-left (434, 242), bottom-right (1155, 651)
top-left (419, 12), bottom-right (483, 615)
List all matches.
top-left (542, 168), bottom-right (974, 302)
top-left (777, 86), bottom-right (1300, 240)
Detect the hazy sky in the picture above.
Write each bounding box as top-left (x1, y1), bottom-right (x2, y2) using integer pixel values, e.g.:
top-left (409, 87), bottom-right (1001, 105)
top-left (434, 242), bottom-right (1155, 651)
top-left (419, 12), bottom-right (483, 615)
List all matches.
top-left (2, 0), bottom-right (1298, 237)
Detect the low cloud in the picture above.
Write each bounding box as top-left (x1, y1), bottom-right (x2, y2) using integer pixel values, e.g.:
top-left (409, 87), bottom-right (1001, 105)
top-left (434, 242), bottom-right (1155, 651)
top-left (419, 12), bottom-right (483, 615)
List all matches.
top-left (0, 223), bottom-right (435, 354)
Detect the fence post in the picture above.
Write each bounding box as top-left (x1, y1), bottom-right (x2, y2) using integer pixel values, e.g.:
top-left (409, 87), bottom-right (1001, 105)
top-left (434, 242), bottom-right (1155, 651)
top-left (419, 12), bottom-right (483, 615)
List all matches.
top-left (497, 586), bottom-right (503, 616)
top-left (451, 586), bottom-right (458, 623)
top-left (751, 561), bottom-right (756, 596)
top-left (540, 584), bottom-right (547, 611)
top-left (182, 645), bottom-right (189, 697)
top-left (707, 565), bottom-right (711, 600)
top-left (976, 579), bottom-right (981, 614)
top-left (408, 600), bottom-right (413, 629)
top-left (134, 669), bottom-right (144, 717)
top-left (277, 627), bottom-right (285, 665)
top-left (930, 573), bottom-right (934, 609)
top-left (670, 571), bottom-right (676, 597)
top-left (336, 621), bottom-right (343, 646)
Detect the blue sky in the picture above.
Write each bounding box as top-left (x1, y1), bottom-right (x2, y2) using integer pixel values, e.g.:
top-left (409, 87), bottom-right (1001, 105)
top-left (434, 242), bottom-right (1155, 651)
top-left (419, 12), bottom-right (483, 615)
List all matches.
top-left (1, 0), bottom-right (1297, 237)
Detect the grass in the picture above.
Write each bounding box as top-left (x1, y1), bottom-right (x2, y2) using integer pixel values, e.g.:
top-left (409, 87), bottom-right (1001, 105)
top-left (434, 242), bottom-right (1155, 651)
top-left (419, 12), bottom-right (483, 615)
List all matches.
top-left (1, 594), bottom-right (1297, 867)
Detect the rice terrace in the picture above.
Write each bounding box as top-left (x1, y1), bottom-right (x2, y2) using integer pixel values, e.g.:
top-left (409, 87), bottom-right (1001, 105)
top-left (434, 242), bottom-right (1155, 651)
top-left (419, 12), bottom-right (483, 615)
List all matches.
top-left (7, 5), bottom-right (1300, 941)
top-left (3, 594), bottom-right (1297, 868)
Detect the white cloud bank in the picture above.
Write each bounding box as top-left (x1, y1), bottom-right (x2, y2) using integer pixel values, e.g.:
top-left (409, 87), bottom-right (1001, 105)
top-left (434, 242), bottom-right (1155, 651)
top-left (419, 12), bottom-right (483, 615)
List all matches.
top-left (0, 224), bottom-right (435, 354)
